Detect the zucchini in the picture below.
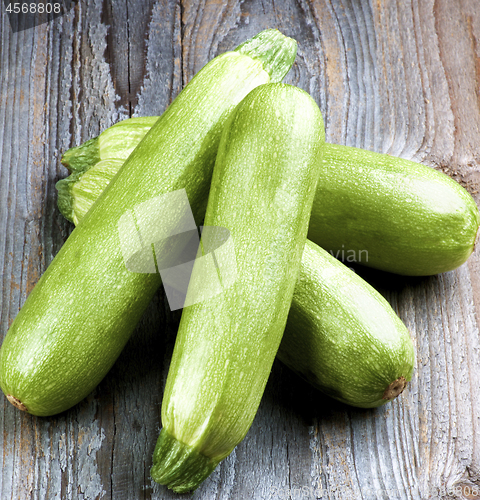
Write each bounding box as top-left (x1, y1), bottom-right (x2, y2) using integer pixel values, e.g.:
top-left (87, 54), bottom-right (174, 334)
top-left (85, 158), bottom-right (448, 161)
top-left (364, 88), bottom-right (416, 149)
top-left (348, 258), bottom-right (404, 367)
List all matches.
top-left (60, 122), bottom-right (480, 276)
top-left (150, 83), bottom-right (325, 492)
top-left (309, 144), bottom-right (480, 275)
top-left (0, 30), bottom-right (297, 416)
top-left (278, 239), bottom-right (414, 408)
top-left (55, 124), bottom-right (416, 409)
top-left (56, 124), bottom-right (416, 409)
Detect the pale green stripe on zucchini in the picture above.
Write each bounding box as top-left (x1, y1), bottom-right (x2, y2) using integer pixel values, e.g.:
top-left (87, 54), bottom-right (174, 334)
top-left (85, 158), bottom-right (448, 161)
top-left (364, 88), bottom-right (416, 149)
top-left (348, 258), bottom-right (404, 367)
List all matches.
top-left (151, 83), bottom-right (325, 492)
top-left (0, 29), bottom-right (297, 417)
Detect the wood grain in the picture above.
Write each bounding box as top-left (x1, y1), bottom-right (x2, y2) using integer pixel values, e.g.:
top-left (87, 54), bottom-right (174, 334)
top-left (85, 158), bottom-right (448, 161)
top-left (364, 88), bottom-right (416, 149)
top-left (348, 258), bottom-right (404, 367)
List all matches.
top-left (1, 0), bottom-right (480, 498)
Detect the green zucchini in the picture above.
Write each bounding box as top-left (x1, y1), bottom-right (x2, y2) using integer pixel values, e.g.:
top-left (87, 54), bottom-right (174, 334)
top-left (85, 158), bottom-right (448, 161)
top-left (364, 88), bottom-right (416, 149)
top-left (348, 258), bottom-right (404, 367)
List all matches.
top-left (60, 120), bottom-right (480, 276)
top-left (278, 239), bottom-right (414, 408)
top-left (56, 124), bottom-right (416, 410)
top-left (150, 83), bottom-right (325, 493)
top-left (55, 124), bottom-right (416, 410)
top-left (309, 144), bottom-right (480, 275)
top-left (0, 30), bottom-right (297, 417)
top-left (54, 155), bottom-right (416, 409)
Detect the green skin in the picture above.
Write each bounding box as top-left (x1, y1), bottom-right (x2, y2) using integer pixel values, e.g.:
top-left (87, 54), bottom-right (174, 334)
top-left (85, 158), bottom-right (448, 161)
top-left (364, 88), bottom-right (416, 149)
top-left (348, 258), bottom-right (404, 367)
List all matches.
top-left (309, 144), bottom-right (480, 275)
top-left (58, 123), bottom-right (417, 413)
top-left (60, 123), bottom-right (480, 276)
top-left (151, 83), bottom-right (325, 492)
top-left (0, 30), bottom-right (298, 417)
top-left (279, 239), bottom-right (415, 408)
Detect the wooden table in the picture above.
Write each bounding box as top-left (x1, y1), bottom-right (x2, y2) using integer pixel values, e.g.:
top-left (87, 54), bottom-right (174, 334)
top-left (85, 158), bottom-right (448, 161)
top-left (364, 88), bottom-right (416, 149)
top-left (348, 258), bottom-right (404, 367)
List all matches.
top-left (1, 1), bottom-right (480, 498)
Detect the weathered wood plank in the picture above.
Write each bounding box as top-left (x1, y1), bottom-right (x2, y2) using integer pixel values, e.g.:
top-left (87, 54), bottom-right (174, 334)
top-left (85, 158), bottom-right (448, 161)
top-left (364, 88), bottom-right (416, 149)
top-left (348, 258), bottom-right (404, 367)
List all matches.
top-left (1, 0), bottom-right (480, 499)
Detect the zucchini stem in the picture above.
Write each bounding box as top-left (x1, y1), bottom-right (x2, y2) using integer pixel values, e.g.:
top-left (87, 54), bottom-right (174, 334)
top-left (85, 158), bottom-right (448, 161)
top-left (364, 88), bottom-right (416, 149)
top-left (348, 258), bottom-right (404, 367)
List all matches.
top-left (382, 376), bottom-right (407, 401)
top-left (151, 428), bottom-right (219, 493)
top-left (61, 137), bottom-right (100, 174)
top-left (234, 29), bottom-right (297, 83)
top-left (6, 394), bottom-right (28, 412)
